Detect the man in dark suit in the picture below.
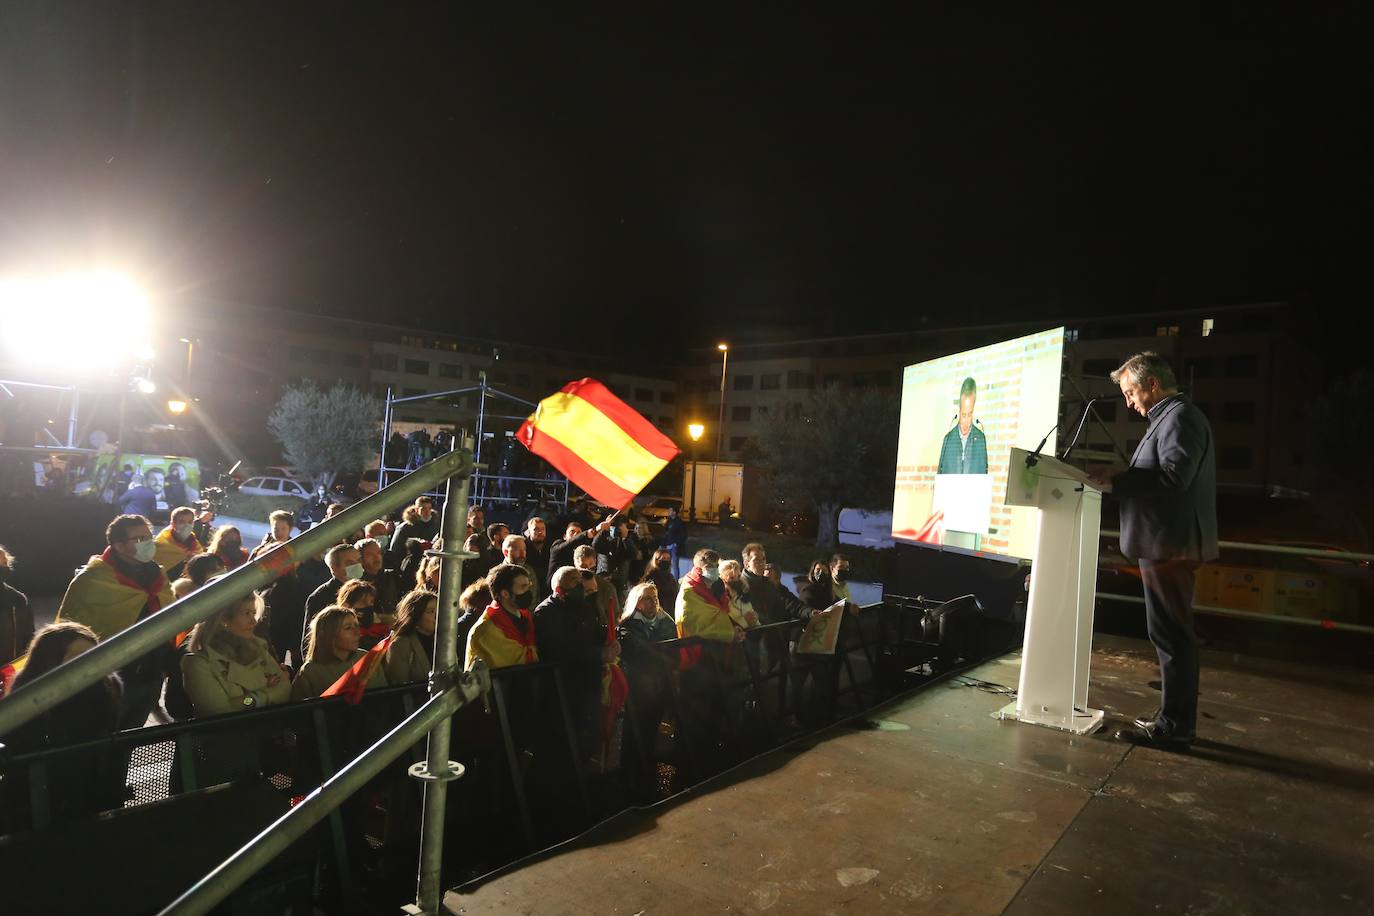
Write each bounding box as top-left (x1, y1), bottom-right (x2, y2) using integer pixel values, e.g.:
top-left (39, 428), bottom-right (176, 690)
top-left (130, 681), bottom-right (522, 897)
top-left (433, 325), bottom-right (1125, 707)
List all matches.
top-left (1096, 352), bottom-right (1217, 749)
top-left (936, 377), bottom-right (988, 474)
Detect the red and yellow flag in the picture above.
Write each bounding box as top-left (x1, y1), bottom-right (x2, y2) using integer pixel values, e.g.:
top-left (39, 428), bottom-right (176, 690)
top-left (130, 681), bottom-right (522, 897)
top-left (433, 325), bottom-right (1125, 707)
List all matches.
top-left (517, 378), bottom-right (681, 509)
top-left (322, 633), bottom-right (393, 705)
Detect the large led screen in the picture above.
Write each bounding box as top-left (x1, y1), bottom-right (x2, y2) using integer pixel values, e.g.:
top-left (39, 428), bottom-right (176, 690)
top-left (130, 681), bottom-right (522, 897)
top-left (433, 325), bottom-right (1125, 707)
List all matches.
top-left (891, 327), bottom-right (1064, 561)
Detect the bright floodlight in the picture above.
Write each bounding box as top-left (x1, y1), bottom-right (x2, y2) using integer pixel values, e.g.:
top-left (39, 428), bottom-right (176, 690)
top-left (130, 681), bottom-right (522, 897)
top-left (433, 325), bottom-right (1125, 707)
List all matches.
top-left (0, 272), bottom-right (152, 371)
top-left (166, 399), bottom-right (187, 414)
top-left (134, 377), bottom-right (156, 394)
top-left (688, 422), bottom-right (705, 441)
top-left (717, 342), bottom-right (728, 351)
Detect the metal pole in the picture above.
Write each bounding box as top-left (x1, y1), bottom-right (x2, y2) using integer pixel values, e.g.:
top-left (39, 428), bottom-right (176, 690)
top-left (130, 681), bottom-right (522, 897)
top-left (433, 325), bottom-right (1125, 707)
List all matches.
top-left (1098, 530), bottom-right (1374, 563)
top-left (1095, 591), bottom-right (1374, 634)
top-left (413, 435), bottom-right (476, 914)
top-left (0, 448), bottom-right (474, 738)
top-left (67, 388), bottom-right (79, 449)
top-left (158, 665), bottom-right (491, 916)
top-left (710, 347), bottom-right (727, 520)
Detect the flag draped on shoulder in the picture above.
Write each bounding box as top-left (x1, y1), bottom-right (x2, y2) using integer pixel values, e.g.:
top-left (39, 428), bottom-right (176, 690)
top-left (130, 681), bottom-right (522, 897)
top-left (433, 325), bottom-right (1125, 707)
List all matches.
top-left (323, 633), bottom-right (393, 705)
top-left (516, 378), bottom-right (681, 509)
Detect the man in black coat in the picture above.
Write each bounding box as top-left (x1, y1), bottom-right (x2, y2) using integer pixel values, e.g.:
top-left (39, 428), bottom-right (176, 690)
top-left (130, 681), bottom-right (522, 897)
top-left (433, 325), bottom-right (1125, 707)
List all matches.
top-left (534, 566), bottom-right (617, 756)
top-left (548, 518), bottom-right (611, 587)
top-left (1096, 351), bottom-right (1218, 749)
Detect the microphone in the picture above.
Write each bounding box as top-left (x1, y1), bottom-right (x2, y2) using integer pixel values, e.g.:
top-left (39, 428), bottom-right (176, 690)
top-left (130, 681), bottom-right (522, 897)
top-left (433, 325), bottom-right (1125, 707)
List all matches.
top-left (1025, 422), bottom-right (1056, 467)
top-left (1058, 398), bottom-right (1101, 461)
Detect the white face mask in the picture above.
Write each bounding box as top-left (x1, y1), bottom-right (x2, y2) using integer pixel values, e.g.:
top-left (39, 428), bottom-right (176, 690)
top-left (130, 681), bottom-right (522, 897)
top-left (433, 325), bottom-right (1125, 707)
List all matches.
top-left (344, 562), bottom-right (365, 580)
top-left (700, 566), bottom-right (720, 582)
top-left (174, 523), bottom-right (194, 540)
top-left (134, 540), bottom-right (158, 563)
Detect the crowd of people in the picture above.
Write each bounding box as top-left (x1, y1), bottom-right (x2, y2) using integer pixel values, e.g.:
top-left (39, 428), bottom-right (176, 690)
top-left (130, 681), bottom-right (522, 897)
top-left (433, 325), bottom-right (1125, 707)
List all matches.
top-left (0, 494), bottom-right (864, 839)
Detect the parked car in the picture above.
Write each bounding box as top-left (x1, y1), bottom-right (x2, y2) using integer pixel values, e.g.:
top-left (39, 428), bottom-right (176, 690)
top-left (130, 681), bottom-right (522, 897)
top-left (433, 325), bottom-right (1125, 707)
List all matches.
top-left (238, 475), bottom-right (313, 500)
top-left (637, 496), bottom-right (683, 525)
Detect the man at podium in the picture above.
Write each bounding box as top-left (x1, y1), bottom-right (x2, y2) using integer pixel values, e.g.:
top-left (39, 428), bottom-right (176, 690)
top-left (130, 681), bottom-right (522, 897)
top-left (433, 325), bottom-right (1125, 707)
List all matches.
top-left (937, 377), bottom-right (988, 475)
top-left (1096, 352), bottom-right (1218, 750)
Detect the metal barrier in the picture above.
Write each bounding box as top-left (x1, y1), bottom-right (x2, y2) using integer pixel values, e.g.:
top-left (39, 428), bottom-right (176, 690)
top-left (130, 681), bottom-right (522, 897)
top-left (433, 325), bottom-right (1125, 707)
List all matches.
top-left (1, 597), bottom-right (970, 911)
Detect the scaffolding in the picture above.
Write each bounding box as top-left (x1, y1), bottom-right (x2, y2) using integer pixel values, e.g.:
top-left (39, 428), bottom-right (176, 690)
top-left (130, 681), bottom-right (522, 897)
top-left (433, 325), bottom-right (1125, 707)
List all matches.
top-left (377, 373), bottom-right (569, 514)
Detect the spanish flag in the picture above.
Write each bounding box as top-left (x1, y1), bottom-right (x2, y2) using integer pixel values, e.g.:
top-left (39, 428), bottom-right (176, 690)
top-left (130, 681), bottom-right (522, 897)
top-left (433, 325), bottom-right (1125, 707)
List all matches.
top-left (517, 378), bottom-right (681, 509)
top-left (323, 632), bottom-right (393, 705)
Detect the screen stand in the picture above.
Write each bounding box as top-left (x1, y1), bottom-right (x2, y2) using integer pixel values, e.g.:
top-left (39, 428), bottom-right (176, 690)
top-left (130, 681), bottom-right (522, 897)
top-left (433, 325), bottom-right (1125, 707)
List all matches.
top-left (996, 448), bottom-right (1104, 735)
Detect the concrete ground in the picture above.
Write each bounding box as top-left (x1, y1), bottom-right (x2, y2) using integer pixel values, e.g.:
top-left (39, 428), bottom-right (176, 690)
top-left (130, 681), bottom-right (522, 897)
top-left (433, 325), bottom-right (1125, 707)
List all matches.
top-left (447, 635), bottom-right (1374, 915)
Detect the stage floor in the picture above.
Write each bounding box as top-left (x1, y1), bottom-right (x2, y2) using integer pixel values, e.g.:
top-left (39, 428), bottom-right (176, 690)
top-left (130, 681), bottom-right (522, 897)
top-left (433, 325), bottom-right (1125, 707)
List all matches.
top-left (446, 635), bottom-right (1374, 915)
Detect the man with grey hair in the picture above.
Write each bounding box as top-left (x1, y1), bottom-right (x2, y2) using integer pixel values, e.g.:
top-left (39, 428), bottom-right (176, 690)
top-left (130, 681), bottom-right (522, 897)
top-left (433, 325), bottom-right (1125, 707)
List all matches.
top-left (1095, 350), bottom-right (1217, 749)
top-left (937, 376), bottom-right (988, 474)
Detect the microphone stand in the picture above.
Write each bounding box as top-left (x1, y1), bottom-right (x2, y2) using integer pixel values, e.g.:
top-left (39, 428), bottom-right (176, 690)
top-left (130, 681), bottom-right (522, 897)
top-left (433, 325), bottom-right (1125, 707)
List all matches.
top-left (1060, 373), bottom-right (1129, 463)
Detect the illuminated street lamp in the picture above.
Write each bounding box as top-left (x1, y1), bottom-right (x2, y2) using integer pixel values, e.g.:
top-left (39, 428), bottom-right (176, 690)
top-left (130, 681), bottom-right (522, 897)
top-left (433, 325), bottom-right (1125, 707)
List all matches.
top-left (166, 399), bottom-right (188, 415)
top-left (687, 422), bottom-right (704, 522)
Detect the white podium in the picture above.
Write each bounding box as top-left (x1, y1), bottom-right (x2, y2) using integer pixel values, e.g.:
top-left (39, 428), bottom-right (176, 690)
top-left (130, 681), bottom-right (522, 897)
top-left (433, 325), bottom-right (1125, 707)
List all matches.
top-left (997, 447), bottom-right (1105, 735)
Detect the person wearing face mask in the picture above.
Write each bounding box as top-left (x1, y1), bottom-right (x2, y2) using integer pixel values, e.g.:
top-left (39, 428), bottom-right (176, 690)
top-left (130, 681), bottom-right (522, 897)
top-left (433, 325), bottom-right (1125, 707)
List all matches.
top-left (535, 566), bottom-right (618, 759)
top-left (0, 544), bottom-right (34, 677)
top-left (499, 534), bottom-right (540, 606)
top-left (617, 581), bottom-right (675, 794)
top-left (56, 515), bottom-right (177, 729)
top-left (548, 519), bottom-right (612, 588)
top-left (208, 526), bottom-right (250, 571)
top-left (740, 544), bottom-right (809, 674)
top-left (337, 578), bottom-right (390, 649)
top-left (674, 549), bottom-right (749, 651)
top-left (673, 549), bottom-right (746, 758)
top-left (799, 553), bottom-right (860, 617)
top-left (642, 548), bottom-right (680, 612)
top-left (464, 564), bottom-right (539, 670)
top-left (153, 506), bottom-right (205, 578)
top-left (795, 553), bottom-right (861, 726)
top-left (301, 544), bottom-right (364, 657)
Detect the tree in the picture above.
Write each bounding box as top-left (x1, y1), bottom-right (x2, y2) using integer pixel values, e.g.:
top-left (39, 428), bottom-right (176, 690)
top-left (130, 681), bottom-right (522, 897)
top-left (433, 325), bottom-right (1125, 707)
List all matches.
top-left (752, 386), bottom-right (900, 549)
top-left (267, 381), bottom-right (383, 491)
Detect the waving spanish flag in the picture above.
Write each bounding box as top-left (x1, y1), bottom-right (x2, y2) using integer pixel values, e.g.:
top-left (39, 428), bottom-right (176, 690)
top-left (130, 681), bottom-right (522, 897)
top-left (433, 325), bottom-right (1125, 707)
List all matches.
top-left (517, 378), bottom-right (681, 509)
top-left (323, 632), bottom-right (393, 705)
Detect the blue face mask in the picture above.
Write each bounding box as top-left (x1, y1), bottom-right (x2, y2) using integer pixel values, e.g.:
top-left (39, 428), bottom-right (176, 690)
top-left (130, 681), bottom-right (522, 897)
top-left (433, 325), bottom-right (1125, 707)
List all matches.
top-left (134, 539), bottom-right (158, 563)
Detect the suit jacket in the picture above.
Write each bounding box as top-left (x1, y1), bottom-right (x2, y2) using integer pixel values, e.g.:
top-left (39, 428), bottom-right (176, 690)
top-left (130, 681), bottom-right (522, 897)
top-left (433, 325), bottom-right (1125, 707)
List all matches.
top-left (1111, 395), bottom-right (1219, 563)
top-left (937, 425), bottom-right (988, 475)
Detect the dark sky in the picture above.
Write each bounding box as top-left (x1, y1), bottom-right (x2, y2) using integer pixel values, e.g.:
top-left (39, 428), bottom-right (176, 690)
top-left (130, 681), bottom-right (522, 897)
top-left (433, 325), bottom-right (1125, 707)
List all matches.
top-left (1, 4), bottom-right (1367, 356)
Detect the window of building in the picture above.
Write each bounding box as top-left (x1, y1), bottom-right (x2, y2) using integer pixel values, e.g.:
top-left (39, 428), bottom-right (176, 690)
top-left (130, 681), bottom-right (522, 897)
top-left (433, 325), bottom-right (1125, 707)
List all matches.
top-left (1222, 401), bottom-right (1256, 424)
top-left (659, 390), bottom-right (676, 404)
top-left (404, 359), bottom-right (429, 376)
top-left (400, 335), bottom-right (425, 348)
top-left (439, 363), bottom-right (463, 379)
top-left (1156, 325), bottom-right (1180, 337)
top-left (374, 354), bottom-right (398, 372)
top-left (732, 406), bottom-right (751, 422)
top-left (760, 373), bottom-right (781, 390)
top-left (1183, 357), bottom-right (1214, 380)
top-left (786, 370), bottom-right (814, 390)
top-left (734, 375), bottom-right (754, 391)
top-left (756, 405), bottom-right (769, 417)
top-left (729, 436), bottom-right (748, 452)
top-left (635, 387), bottom-right (653, 402)
top-left (1201, 318), bottom-right (1214, 337)
top-left (1220, 447), bottom-right (1253, 470)
top-left (1225, 354), bottom-right (1258, 377)
top-left (1082, 358), bottom-right (1118, 378)
top-left (1065, 328), bottom-right (1080, 343)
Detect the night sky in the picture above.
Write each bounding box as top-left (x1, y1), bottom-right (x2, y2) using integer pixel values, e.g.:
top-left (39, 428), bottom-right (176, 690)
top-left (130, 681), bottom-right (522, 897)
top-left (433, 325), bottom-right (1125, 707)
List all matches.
top-left (1, 4), bottom-right (1367, 357)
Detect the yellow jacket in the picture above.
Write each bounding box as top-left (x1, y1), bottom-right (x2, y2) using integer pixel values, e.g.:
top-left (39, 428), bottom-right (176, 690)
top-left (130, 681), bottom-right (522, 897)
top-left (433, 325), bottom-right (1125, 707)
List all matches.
top-left (153, 526), bottom-right (203, 573)
top-left (465, 604), bottom-right (539, 670)
top-left (57, 554), bottom-right (176, 641)
top-left (675, 575), bottom-right (746, 644)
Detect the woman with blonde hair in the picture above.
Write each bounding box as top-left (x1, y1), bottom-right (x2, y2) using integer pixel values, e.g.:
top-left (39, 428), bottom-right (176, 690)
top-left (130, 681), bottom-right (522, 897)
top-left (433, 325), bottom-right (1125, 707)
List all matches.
top-left (292, 605), bottom-right (388, 700)
top-left (384, 588), bottom-right (437, 684)
top-left (181, 589), bottom-right (290, 715)
top-left (620, 582), bottom-right (678, 642)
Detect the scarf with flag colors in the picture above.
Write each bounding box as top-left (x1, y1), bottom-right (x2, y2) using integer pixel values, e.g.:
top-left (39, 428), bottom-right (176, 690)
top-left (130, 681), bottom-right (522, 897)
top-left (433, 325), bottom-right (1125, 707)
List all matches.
top-left (322, 632), bottom-right (394, 704)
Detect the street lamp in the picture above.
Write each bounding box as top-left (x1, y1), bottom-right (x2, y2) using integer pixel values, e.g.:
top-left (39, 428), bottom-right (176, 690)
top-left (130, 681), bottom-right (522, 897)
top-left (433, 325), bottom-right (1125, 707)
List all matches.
top-left (711, 342), bottom-right (728, 522)
top-left (687, 422), bottom-right (704, 522)
top-left (166, 399), bottom-right (187, 415)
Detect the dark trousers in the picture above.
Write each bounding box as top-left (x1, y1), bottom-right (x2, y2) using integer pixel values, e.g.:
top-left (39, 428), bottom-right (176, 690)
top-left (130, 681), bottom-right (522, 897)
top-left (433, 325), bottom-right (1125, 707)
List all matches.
top-left (1139, 559), bottom-right (1201, 736)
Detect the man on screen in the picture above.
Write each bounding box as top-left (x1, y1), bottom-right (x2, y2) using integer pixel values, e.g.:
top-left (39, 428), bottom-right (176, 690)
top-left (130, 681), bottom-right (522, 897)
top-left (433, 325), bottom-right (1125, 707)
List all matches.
top-left (937, 377), bottom-right (988, 474)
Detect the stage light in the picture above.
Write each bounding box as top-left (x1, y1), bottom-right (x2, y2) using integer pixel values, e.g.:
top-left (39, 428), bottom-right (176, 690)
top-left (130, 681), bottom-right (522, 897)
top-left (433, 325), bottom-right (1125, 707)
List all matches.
top-left (134, 377), bottom-right (156, 395)
top-left (0, 272), bottom-right (153, 373)
top-left (717, 342), bottom-right (728, 352)
top-left (166, 399), bottom-right (187, 414)
top-left (687, 423), bottom-right (704, 441)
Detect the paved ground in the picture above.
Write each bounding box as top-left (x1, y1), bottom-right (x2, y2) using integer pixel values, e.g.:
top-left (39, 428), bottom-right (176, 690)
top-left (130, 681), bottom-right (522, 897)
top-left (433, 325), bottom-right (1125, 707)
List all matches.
top-left (447, 635), bottom-right (1374, 915)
